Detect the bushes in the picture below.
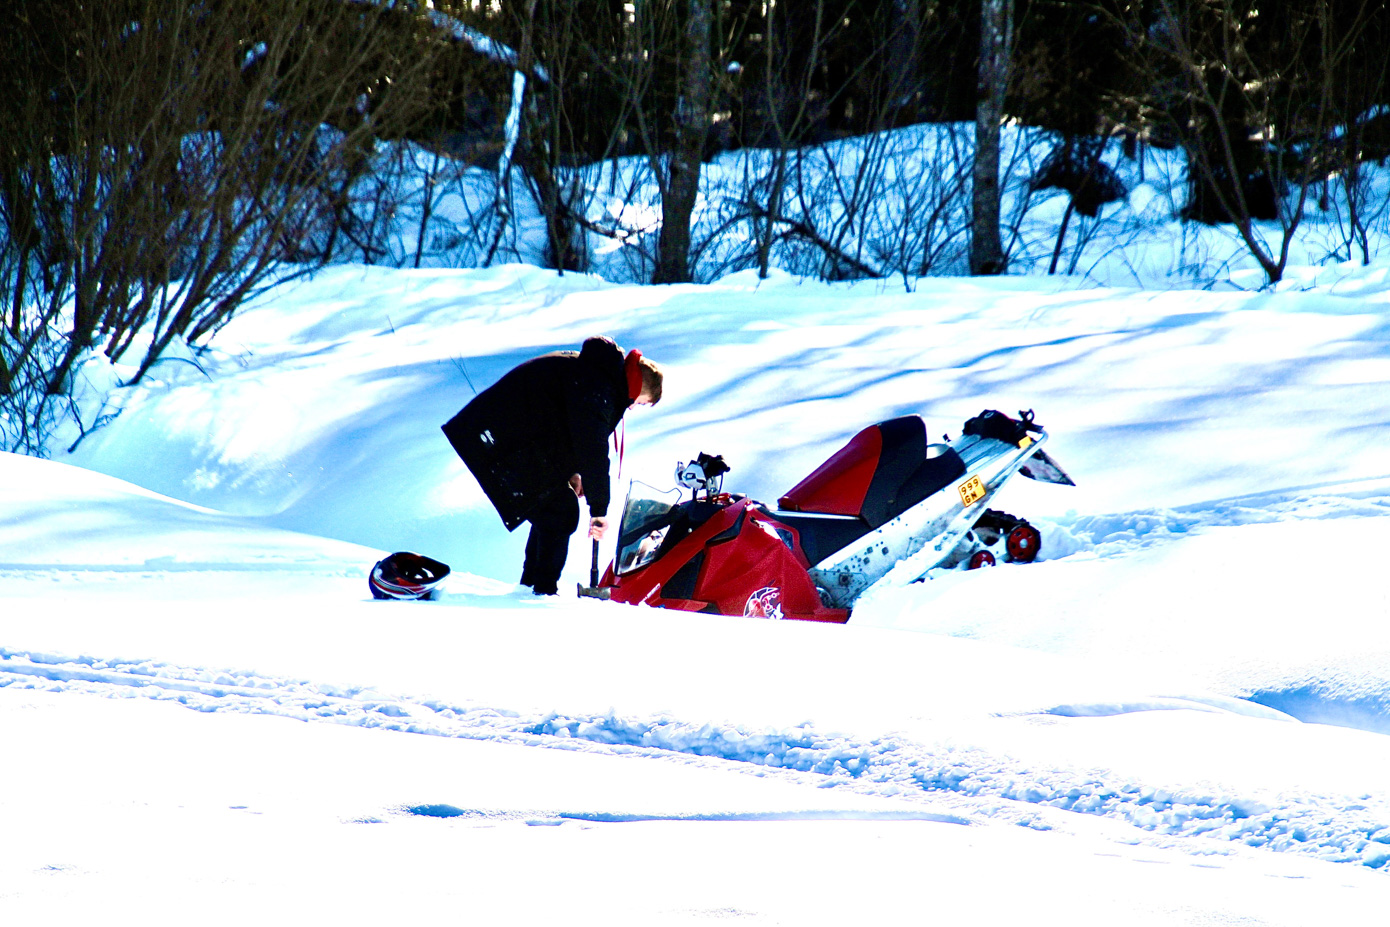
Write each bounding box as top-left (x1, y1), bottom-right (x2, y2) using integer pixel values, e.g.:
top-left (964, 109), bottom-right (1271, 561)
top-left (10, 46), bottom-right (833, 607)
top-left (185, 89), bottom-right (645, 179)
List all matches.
top-left (5, 0), bottom-right (1390, 454)
top-left (0, 0), bottom-right (466, 453)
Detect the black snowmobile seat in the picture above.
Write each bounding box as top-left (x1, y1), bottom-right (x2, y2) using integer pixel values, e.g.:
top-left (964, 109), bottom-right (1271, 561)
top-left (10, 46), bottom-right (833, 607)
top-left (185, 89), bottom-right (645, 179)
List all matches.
top-left (895, 441), bottom-right (967, 518)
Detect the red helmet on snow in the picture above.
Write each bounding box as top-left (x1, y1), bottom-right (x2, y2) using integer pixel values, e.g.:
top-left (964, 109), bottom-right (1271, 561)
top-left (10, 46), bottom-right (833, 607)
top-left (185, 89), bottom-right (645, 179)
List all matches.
top-left (369, 552), bottom-right (451, 600)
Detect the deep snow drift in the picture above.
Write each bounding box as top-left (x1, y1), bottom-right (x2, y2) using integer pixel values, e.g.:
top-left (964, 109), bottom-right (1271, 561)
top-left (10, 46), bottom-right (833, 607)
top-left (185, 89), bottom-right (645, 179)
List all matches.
top-left (4, 260), bottom-right (1390, 924)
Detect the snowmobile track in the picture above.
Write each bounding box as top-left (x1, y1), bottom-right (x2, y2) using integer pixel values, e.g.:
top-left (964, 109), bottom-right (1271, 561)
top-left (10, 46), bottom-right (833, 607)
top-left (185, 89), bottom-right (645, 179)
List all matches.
top-left (4, 646), bottom-right (1389, 871)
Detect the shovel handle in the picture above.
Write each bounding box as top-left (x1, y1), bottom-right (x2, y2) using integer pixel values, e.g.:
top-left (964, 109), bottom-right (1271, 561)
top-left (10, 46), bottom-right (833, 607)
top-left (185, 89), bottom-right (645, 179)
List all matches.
top-left (590, 538), bottom-right (600, 587)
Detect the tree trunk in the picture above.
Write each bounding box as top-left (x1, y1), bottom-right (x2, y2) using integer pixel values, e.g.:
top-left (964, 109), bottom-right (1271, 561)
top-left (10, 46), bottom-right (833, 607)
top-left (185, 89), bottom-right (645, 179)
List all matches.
top-left (485, 69), bottom-right (529, 266)
top-left (653, 0), bottom-right (712, 285)
top-left (970, 0), bottom-right (1012, 276)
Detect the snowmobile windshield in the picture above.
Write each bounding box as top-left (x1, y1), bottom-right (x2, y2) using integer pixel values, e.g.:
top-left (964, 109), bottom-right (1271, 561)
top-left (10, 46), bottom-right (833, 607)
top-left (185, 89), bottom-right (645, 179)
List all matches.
top-left (616, 481), bottom-right (683, 575)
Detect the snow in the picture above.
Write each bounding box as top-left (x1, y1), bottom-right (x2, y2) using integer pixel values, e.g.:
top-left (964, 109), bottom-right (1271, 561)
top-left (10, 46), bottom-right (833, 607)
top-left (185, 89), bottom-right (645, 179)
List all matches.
top-left (5, 252), bottom-right (1390, 922)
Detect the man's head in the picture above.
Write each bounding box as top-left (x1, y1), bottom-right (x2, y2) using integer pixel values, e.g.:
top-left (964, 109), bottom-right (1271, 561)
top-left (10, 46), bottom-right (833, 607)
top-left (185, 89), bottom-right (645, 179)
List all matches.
top-left (624, 349), bottom-right (664, 406)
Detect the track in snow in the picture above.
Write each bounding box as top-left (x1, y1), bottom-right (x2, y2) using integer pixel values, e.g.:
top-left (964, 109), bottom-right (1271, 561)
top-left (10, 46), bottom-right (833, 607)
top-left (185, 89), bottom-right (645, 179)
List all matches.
top-left (4, 645), bottom-right (1389, 871)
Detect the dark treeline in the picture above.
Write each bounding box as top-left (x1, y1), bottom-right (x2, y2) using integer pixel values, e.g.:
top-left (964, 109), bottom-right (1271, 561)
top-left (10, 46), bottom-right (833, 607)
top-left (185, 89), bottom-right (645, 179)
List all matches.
top-left (491, 0), bottom-right (1389, 280)
top-left (469, 2), bottom-right (1388, 178)
top-left (2, 0), bottom-right (1389, 452)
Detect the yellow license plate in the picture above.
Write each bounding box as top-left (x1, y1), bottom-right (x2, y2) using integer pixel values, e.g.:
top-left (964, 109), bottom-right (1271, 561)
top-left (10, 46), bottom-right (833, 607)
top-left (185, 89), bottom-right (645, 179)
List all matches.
top-left (958, 475), bottom-right (986, 507)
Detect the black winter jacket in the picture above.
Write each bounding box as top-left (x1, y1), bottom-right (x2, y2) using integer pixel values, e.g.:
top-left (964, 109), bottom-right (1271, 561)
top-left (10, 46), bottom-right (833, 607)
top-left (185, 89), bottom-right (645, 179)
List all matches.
top-left (442, 337), bottom-right (631, 531)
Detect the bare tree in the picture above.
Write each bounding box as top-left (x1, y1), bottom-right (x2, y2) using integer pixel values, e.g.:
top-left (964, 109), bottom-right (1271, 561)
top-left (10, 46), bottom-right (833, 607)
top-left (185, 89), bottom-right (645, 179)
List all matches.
top-left (513, 0), bottom-right (613, 274)
top-left (705, 0), bottom-right (948, 283)
top-left (1320, 4), bottom-right (1390, 265)
top-left (1106, 0), bottom-right (1384, 285)
top-left (743, 0), bottom-right (842, 279)
top-left (652, 0), bottom-right (715, 284)
top-left (0, 0), bottom-right (452, 453)
top-left (970, 0), bottom-right (1014, 275)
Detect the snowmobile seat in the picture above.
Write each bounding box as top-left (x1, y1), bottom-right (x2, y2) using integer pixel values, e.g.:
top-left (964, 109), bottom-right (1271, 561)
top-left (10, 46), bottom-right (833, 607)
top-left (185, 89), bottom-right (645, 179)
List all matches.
top-left (778, 416), bottom-right (965, 529)
top-left (895, 442), bottom-right (967, 516)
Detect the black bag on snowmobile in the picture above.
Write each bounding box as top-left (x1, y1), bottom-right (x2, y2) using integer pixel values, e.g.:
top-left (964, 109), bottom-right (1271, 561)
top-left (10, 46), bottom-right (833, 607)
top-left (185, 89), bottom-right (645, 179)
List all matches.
top-left (963, 409), bottom-right (1041, 446)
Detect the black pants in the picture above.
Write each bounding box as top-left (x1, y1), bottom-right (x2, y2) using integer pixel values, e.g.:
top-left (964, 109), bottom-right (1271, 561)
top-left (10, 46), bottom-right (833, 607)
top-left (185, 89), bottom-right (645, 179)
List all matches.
top-left (520, 489), bottom-right (580, 595)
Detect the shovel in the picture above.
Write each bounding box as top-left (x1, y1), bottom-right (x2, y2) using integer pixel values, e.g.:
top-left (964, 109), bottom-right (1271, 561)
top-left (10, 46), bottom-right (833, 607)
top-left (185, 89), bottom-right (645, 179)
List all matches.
top-left (577, 538), bottom-right (611, 599)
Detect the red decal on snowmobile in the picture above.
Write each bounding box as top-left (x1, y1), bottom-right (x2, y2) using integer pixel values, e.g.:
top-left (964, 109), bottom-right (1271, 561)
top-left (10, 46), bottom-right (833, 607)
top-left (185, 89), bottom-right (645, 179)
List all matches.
top-left (744, 587), bottom-right (784, 620)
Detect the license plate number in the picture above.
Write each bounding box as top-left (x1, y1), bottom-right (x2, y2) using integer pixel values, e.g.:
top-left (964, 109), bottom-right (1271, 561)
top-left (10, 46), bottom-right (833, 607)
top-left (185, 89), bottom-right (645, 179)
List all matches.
top-left (958, 475), bottom-right (986, 506)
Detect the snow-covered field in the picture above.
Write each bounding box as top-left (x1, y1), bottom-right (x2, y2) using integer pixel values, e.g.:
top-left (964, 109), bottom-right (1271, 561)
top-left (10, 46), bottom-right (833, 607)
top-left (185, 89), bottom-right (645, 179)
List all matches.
top-left (5, 256), bottom-right (1390, 924)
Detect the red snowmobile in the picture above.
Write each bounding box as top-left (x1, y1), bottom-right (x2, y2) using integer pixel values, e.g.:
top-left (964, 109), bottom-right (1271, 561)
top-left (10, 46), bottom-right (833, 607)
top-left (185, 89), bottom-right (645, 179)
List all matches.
top-left (596, 410), bottom-right (1074, 622)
